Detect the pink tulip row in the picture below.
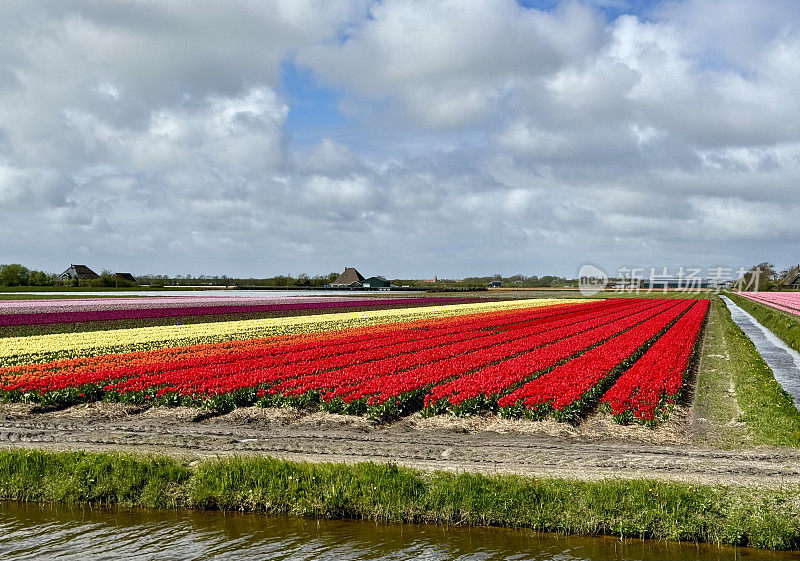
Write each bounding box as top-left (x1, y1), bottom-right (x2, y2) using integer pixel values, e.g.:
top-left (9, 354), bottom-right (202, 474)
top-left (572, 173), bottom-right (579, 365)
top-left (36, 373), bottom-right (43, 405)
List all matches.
top-left (737, 292), bottom-right (800, 317)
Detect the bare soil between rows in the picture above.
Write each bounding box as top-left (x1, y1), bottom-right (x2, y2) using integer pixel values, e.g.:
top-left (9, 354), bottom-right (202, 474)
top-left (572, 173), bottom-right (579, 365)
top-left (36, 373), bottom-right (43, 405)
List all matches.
top-left (2, 403), bottom-right (799, 489)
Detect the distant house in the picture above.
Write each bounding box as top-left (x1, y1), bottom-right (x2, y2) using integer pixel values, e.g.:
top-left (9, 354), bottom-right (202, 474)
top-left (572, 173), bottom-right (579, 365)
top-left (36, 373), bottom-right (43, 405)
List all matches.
top-left (114, 272), bottom-right (137, 283)
top-left (605, 278), bottom-right (640, 290)
top-left (783, 265), bottom-right (800, 288)
top-left (59, 264), bottom-right (99, 282)
top-left (488, 280), bottom-right (502, 288)
top-left (331, 267), bottom-right (365, 288)
top-left (362, 276), bottom-right (390, 289)
top-left (643, 276), bottom-right (711, 289)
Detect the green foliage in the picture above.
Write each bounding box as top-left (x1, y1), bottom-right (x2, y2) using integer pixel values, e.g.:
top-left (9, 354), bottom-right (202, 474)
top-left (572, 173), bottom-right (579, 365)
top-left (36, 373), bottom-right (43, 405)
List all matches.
top-left (0, 264), bottom-right (57, 287)
top-left (0, 449), bottom-right (190, 508)
top-left (1, 450), bottom-right (800, 550)
top-left (737, 262), bottom-right (779, 292)
top-left (144, 273), bottom-right (339, 288)
top-left (0, 264), bottom-right (30, 286)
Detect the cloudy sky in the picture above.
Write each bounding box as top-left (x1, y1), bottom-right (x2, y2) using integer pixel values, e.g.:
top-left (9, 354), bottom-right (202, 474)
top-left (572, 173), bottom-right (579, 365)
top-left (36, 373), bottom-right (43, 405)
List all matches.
top-left (1, 0), bottom-right (799, 279)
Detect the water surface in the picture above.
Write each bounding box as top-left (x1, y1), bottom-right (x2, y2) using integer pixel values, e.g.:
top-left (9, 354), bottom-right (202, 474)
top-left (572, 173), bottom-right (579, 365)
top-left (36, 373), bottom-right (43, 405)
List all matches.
top-left (0, 502), bottom-right (793, 560)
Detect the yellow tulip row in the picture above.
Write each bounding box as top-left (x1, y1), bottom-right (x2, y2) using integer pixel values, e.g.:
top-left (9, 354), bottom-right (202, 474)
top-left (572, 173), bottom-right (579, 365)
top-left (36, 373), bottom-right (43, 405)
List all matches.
top-left (0, 298), bottom-right (585, 367)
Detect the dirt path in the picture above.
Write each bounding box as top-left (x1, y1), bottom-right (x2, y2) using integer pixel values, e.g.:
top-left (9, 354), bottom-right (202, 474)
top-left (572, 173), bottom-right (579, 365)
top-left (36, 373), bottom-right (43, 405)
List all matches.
top-left (2, 403), bottom-right (799, 489)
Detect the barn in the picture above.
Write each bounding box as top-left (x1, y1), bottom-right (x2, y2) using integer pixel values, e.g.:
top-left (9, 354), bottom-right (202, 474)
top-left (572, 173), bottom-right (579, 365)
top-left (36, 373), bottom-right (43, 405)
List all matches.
top-left (362, 276), bottom-right (391, 289)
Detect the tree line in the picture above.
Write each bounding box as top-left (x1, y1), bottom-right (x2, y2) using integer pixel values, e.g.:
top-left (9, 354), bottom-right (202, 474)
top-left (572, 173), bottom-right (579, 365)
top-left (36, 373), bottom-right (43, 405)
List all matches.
top-left (0, 264), bottom-right (139, 288)
top-left (10, 262), bottom-right (794, 290)
top-left (0, 264), bottom-right (578, 289)
top-left (739, 262), bottom-right (799, 292)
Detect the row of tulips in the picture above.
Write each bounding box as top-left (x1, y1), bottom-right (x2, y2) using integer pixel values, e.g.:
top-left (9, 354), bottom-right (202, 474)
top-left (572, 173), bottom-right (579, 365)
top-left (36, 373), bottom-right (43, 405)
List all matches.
top-left (600, 300), bottom-right (709, 424)
top-left (497, 299), bottom-right (700, 422)
top-left (0, 299), bottom-right (616, 408)
top-left (95, 302), bottom-right (588, 402)
top-left (0, 301), bottom-right (600, 391)
top-left (0, 297), bottom-right (480, 326)
top-left (737, 292), bottom-right (800, 318)
top-left (423, 299), bottom-right (678, 415)
top-left (268, 299), bottom-right (657, 416)
top-left (0, 299), bottom-right (599, 385)
top-left (0, 295), bottom-right (385, 314)
top-left (0, 298), bottom-right (580, 367)
top-left (0, 297), bottom-right (708, 425)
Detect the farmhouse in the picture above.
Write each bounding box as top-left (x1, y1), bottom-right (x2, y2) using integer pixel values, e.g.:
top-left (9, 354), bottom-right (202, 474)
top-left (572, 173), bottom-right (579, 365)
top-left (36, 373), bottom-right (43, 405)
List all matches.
top-left (59, 264), bottom-right (99, 282)
top-left (114, 272), bottom-right (137, 283)
top-left (643, 275), bottom-right (711, 289)
top-left (331, 267), bottom-right (365, 288)
top-left (783, 265), bottom-right (800, 288)
top-left (362, 276), bottom-right (391, 289)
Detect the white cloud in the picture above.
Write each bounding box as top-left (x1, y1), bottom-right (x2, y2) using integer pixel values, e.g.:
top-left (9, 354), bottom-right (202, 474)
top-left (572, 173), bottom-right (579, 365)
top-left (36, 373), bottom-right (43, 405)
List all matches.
top-left (299, 0), bottom-right (605, 128)
top-left (1, 0), bottom-right (800, 277)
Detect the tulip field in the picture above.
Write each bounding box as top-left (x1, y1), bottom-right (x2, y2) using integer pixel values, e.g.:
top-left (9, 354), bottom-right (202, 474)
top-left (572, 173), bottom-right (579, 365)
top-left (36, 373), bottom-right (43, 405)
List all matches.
top-left (0, 295), bottom-right (708, 425)
top-left (737, 292), bottom-right (800, 318)
top-left (0, 295), bottom-right (481, 326)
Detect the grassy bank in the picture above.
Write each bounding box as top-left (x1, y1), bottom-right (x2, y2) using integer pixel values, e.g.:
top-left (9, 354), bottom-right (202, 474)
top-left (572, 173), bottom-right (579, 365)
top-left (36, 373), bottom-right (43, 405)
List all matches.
top-left (694, 296), bottom-right (800, 448)
top-left (727, 293), bottom-right (800, 354)
top-left (1, 449), bottom-right (799, 550)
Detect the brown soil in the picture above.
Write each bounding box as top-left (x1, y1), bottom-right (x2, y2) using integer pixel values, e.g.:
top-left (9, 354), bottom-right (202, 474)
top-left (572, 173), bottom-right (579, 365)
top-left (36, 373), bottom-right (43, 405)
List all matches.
top-left (2, 402), bottom-right (799, 489)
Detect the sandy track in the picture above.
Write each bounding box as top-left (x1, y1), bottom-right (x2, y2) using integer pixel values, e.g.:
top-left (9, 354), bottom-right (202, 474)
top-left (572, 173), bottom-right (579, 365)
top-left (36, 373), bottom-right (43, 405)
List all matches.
top-left (1, 403), bottom-right (799, 488)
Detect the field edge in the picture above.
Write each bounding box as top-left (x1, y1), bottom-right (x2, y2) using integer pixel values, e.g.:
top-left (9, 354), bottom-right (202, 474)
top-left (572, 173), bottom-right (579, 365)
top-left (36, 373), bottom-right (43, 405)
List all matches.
top-left (1, 448), bottom-right (799, 551)
top-left (692, 295), bottom-right (800, 448)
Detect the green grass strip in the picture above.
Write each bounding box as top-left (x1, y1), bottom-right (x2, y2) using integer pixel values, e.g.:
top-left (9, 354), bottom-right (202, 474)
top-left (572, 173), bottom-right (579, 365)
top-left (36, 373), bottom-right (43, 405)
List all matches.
top-left (727, 293), bottom-right (800, 354)
top-left (715, 295), bottom-right (800, 446)
top-left (1, 449), bottom-right (799, 550)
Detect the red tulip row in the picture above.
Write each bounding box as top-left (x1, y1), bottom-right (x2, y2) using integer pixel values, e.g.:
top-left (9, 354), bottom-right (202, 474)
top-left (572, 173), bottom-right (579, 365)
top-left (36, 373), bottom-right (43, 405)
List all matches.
top-left (423, 299), bottom-right (684, 415)
top-left (269, 300), bottom-right (656, 398)
top-left (0, 300), bottom-right (595, 382)
top-left (0, 297), bottom-right (707, 425)
top-left (0, 299), bottom-right (622, 407)
top-left (103, 298), bottom-right (651, 411)
top-left (284, 299), bottom-right (669, 416)
top-left (497, 299), bottom-right (699, 422)
top-left (600, 299), bottom-right (708, 424)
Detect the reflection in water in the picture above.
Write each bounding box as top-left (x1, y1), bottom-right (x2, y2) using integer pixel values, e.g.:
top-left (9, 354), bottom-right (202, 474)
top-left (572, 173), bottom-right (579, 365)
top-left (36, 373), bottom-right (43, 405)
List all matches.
top-left (0, 501), bottom-right (793, 560)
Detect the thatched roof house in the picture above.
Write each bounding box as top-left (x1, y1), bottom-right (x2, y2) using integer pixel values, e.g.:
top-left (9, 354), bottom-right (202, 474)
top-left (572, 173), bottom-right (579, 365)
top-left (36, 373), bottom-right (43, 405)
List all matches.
top-left (114, 272), bottom-right (137, 283)
top-left (60, 264), bottom-right (99, 281)
top-left (331, 267), bottom-right (365, 287)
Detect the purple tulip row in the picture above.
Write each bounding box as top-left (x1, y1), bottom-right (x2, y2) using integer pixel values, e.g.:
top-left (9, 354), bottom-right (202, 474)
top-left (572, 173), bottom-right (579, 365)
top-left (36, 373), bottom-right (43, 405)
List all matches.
top-left (0, 297), bottom-right (480, 326)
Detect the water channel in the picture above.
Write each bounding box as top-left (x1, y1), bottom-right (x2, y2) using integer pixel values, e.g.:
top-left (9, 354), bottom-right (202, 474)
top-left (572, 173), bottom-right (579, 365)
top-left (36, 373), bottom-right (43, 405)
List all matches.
top-left (0, 502), bottom-right (793, 560)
